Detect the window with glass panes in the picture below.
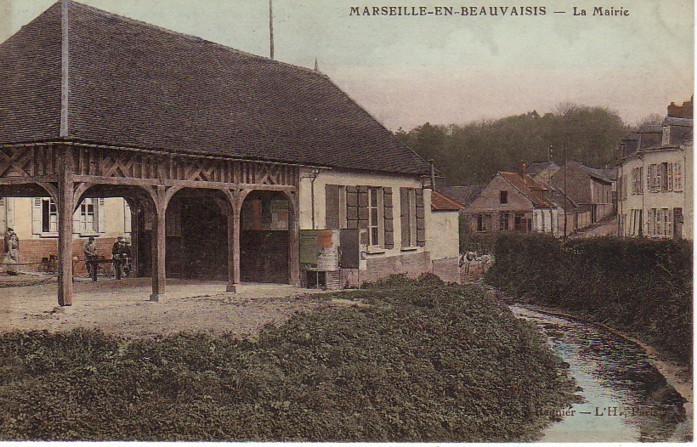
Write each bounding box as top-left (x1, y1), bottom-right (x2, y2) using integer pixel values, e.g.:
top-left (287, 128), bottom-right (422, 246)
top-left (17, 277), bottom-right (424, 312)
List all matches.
top-left (42, 198), bottom-right (58, 233)
top-left (368, 187), bottom-right (383, 246)
top-left (79, 199), bottom-right (97, 233)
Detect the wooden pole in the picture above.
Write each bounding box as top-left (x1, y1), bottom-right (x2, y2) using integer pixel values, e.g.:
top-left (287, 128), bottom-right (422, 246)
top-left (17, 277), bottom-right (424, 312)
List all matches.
top-left (150, 189), bottom-right (167, 301)
top-left (57, 145), bottom-right (75, 306)
top-left (288, 193), bottom-right (300, 286)
top-left (269, 0), bottom-right (274, 60)
top-left (226, 205), bottom-right (241, 292)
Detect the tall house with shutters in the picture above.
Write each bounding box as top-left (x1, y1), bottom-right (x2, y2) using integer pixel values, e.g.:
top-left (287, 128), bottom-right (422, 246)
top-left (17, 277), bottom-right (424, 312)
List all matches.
top-left (617, 98), bottom-right (693, 239)
top-left (0, 1), bottom-right (460, 296)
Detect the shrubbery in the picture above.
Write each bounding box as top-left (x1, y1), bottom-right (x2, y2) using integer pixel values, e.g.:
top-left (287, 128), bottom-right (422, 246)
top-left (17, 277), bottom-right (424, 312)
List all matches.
top-left (487, 233), bottom-right (692, 363)
top-left (0, 279), bottom-right (577, 441)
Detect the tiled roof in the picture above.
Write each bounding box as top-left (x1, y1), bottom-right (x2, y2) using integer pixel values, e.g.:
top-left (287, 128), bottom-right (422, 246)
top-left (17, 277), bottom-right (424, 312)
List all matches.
top-left (499, 172), bottom-right (555, 208)
top-left (0, 1), bottom-right (430, 175)
top-left (568, 161), bottom-right (616, 183)
top-left (526, 161), bottom-right (559, 177)
top-left (431, 190), bottom-right (464, 211)
top-left (437, 185), bottom-right (483, 207)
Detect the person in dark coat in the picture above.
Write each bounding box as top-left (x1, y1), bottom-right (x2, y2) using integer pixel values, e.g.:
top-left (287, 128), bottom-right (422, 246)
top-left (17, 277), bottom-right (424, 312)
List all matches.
top-left (84, 237), bottom-right (99, 281)
top-left (112, 237), bottom-right (131, 280)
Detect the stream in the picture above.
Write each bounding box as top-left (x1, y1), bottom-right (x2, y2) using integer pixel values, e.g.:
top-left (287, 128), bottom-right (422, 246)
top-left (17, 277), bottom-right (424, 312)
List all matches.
top-left (511, 305), bottom-right (688, 442)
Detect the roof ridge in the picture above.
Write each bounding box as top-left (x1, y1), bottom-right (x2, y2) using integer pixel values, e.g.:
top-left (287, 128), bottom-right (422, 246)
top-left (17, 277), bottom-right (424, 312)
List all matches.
top-left (66, 0), bottom-right (327, 78)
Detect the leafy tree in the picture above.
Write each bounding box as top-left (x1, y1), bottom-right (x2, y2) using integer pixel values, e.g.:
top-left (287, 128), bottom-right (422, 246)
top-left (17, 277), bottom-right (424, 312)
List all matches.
top-left (396, 104), bottom-right (629, 185)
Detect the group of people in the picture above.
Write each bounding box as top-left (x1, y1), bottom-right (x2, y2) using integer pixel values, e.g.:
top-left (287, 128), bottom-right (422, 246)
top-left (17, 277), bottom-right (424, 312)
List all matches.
top-left (84, 236), bottom-right (131, 281)
top-left (2, 229), bottom-right (131, 280)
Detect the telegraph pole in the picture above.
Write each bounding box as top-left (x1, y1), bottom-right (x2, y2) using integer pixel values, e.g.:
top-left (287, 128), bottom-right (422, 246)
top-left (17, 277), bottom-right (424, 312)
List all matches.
top-left (269, 0), bottom-right (274, 60)
top-left (563, 145), bottom-right (568, 239)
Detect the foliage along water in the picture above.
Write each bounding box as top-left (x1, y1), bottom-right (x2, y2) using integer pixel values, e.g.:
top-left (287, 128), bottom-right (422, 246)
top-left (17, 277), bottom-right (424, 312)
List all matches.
top-left (511, 305), bottom-right (687, 442)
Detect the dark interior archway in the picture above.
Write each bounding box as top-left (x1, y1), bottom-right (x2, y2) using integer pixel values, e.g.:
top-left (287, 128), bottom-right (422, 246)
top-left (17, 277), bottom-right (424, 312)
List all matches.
top-left (148, 188), bottom-right (230, 281)
top-left (240, 190), bottom-right (290, 284)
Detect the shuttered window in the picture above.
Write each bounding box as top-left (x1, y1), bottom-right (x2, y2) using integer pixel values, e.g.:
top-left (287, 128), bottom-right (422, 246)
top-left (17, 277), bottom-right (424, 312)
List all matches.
top-left (368, 187), bottom-right (384, 247)
top-left (673, 162), bottom-right (683, 191)
top-left (79, 199), bottom-right (97, 233)
top-left (400, 188), bottom-right (417, 247)
top-left (39, 198), bottom-right (58, 234)
top-left (332, 184), bottom-right (392, 248)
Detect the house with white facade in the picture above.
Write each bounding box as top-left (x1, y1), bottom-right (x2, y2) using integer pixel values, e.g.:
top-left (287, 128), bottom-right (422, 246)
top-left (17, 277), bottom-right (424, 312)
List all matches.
top-left (617, 98), bottom-right (693, 239)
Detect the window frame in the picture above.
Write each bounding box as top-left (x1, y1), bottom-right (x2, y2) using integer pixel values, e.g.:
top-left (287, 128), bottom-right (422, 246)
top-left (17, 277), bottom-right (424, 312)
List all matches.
top-left (41, 198), bottom-right (59, 236)
top-left (499, 190), bottom-right (508, 205)
top-left (367, 187), bottom-right (385, 248)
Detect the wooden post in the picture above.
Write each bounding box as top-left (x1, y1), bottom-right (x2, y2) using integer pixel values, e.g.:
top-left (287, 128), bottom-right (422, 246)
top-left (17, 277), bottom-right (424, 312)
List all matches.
top-left (150, 190), bottom-right (167, 301)
top-left (288, 192), bottom-right (300, 286)
top-left (127, 199), bottom-right (140, 277)
top-left (226, 210), bottom-right (241, 292)
top-left (57, 145), bottom-right (75, 306)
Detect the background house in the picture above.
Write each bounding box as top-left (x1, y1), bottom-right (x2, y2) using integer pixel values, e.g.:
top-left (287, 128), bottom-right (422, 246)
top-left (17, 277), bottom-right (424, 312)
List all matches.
top-left (617, 98), bottom-right (693, 239)
top-left (453, 163), bottom-right (556, 235)
top-left (549, 161), bottom-right (616, 225)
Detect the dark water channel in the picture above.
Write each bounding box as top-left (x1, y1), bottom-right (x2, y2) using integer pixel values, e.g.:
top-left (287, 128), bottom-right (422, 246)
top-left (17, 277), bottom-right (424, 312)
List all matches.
top-left (511, 305), bottom-right (687, 442)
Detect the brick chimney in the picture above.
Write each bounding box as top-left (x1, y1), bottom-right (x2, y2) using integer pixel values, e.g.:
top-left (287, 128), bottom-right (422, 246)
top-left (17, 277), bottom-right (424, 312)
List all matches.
top-left (667, 97), bottom-right (693, 119)
top-left (515, 161), bottom-right (527, 178)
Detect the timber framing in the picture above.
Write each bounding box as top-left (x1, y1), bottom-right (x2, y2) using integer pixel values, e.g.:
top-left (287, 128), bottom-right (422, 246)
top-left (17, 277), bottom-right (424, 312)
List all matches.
top-left (0, 143), bottom-right (303, 305)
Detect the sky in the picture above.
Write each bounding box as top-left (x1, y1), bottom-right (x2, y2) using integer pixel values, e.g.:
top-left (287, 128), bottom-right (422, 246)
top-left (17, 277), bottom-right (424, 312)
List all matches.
top-left (1, 0), bottom-right (693, 131)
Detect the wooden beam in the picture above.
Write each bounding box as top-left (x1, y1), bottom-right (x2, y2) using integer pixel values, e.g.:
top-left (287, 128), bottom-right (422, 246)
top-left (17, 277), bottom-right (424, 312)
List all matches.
top-left (0, 175), bottom-right (58, 184)
top-left (73, 175), bottom-right (297, 191)
top-left (56, 145), bottom-right (74, 306)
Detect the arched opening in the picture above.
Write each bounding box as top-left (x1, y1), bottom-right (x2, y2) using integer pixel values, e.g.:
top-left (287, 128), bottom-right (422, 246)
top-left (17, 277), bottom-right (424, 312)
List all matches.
top-left (74, 184), bottom-right (157, 279)
top-left (240, 190), bottom-right (291, 283)
top-left (149, 188), bottom-right (230, 281)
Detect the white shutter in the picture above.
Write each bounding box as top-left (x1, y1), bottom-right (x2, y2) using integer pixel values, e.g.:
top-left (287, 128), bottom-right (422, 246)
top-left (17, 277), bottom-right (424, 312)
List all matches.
top-left (32, 198), bottom-right (43, 234)
top-left (124, 201), bottom-right (132, 233)
top-left (73, 201), bottom-right (81, 235)
top-left (0, 198), bottom-right (6, 233)
top-left (667, 163), bottom-right (673, 191)
top-left (98, 199), bottom-right (106, 233)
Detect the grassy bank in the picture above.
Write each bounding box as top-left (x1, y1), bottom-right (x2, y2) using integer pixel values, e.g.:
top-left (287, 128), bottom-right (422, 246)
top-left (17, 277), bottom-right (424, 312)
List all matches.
top-left (0, 276), bottom-right (577, 441)
top-left (486, 233), bottom-right (692, 364)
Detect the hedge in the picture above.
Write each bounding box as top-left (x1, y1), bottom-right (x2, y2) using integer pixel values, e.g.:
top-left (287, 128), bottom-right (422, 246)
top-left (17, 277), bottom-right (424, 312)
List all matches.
top-left (0, 278), bottom-right (577, 441)
top-left (486, 233), bottom-right (692, 363)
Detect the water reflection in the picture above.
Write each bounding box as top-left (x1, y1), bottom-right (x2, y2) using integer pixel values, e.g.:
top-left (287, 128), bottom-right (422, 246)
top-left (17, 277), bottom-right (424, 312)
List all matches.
top-left (511, 305), bottom-right (686, 442)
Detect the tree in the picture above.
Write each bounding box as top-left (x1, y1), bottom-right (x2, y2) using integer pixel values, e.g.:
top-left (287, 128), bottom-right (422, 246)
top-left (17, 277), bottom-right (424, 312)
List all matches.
top-left (396, 104), bottom-right (629, 185)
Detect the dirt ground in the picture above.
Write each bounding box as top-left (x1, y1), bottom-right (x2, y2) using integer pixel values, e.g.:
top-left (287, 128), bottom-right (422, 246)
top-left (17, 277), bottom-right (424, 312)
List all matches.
top-left (569, 216), bottom-right (619, 238)
top-left (0, 276), bottom-right (337, 339)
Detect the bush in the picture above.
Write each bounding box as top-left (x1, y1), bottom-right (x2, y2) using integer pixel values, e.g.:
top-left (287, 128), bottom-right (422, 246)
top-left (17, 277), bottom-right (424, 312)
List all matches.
top-left (0, 282), bottom-right (577, 441)
top-left (486, 233), bottom-right (693, 363)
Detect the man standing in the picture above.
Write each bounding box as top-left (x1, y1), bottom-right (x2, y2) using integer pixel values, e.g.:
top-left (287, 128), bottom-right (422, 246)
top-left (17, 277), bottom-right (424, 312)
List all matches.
top-left (111, 237), bottom-right (131, 280)
top-left (83, 237), bottom-right (99, 281)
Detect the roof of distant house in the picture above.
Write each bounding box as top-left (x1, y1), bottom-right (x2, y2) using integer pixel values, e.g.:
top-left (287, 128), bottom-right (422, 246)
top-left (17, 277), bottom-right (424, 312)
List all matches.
top-left (563, 161), bottom-right (616, 183)
top-left (526, 161), bottom-right (560, 177)
top-left (0, 1), bottom-right (430, 175)
top-left (431, 190), bottom-right (465, 211)
top-left (437, 185), bottom-right (483, 207)
top-left (499, 172), bottom-right (555, 208)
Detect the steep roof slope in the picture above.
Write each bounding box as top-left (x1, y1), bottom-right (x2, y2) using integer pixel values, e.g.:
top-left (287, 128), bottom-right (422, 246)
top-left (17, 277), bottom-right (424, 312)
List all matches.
top-left (0, 1), bottom-right (430, 175)
top-left (437, 185), bottom-right (483, 207)
top-left (0, 3), bottom-right (62, 142)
